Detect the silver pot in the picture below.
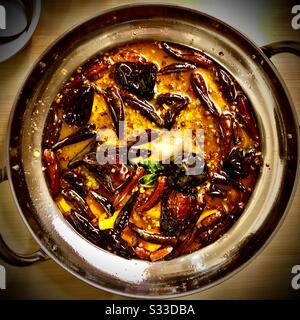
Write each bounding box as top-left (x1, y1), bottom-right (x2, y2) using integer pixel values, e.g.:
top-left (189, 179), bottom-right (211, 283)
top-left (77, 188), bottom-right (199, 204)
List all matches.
top-left (0, 4), bottom-right (299, 298)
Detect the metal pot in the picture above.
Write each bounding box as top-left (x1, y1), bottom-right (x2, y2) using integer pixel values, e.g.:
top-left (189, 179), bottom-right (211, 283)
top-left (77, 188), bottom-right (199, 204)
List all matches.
top-left (0, 4), bottom-right (299, 298)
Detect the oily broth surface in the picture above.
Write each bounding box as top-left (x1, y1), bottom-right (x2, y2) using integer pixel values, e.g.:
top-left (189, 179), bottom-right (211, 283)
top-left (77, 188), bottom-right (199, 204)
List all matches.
top-left (43, 41), bottom-right (261, 260)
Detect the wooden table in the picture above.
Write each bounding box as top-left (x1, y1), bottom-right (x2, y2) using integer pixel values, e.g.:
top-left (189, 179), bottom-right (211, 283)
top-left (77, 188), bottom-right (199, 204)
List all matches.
top-left (0, 0), bottom-right (299, 299)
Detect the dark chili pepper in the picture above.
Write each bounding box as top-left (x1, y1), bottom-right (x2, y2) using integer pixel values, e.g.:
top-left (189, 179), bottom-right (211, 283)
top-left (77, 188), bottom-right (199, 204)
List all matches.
top-left (164, 101), bottom-right (189, 130)
top-left (150, 245), bottom-right (173, 262)
top-left (191, 72), bottom-right (220, 117)
top-left (156, 93), bottom-right (187, 106)
top-left (244, 147), bottom-right (262, 171)
top-left (167, 200), bottom-right (206, 259)
top-left (43, 107), bottom-right (62, 149)
top-left (113, 167), bottom-right (145, 208)
top-left (103, 228), bottom-right (134, 258)
top-left (236, 95), bottom-right (259, 142)
top-left (198, 229), bottom-right (210, 243)
top-left (219, 112), bottom-right (233, 159)
top-left (232, 120), bottom-right (241, 145)
top-left (199, 215), bottom-right (234, 244)
top-left (68, 140), bottom-right (96, 169)
top-left (56, 76), bottom-right (84, 110)
top-left (128, 222), bottom-right (177, 245)
top-left (94, 143), bottom-right (150, 166)
top-left (210, 170), bottom-right (247, 192)
top-left (61, 187), bottom-right (94, 220)
top-left (83, 151), bottom-right (133, 191)
top-left (158, 62), bottom-right (196, 75)
top-left (136, 176), bottom-right (167, 212)
top-left (161, 188), bottom-right (198, 237)
top-left (84, 162), bottom-right (114, 199)
top-left (120, 90), bottom-right (164, 127)
top-left (61, 170), bottom-right (87, 197)
top-left (161, 42), bottom-right (212, 67)
top-left (209, 216), bottom-right (234, 242)
top-left (112, 49), bottom-right (147, 64)
top-left (115, 62), bottom-right (157, 99)
top-left (89, 190), bottom-right (115, 217)
top-left (80, 74), bottom-right (104, 96)
top-left (127, 128), bottom-right (160, 149)
top-left (43, 149), bottom-right (60, 197)
top-left (114, 191), bottom-right (139, 233)
top-left (167, 226), bottom-right (198, 259)
top-left (104, 86), bottom-right (125, 139)
top-left (62, 85), bottom-right (94, 127)
top-left (51, 124), bottom-right (96, 151)
top-left (206, 184), bottom-right (227, 198)
top-left (83, 162), bottom-right (114, 195)
top-left (223, 147), bottom-right (249, 180)
top-left (156, 93), bottom-right (190, 130)
top-left (216, 68), bottom-right (237, 101)
top-left (210, 171), bottom-right (230, 185)
top-left (67, 209), bottom-right (102, 244)
top-left (83, 58), bottom-right (108, 81)
top-left (200, 211), bottom-right (223, 228)
top-left (82, 151), bottom-right (104, 167)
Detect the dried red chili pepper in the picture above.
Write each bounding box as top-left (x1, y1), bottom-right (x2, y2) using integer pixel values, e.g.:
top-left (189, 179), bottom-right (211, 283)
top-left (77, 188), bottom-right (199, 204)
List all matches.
top-left (43, 108), bottom-right (62, 149)
top-left (51, 124), bottom-right (96, 151)
top-left (236, 95), bottom-right (259, 142)
top-left (62, 85), bottom-right (94, 127)
top-left (128, 222), bottom-right (177, 245)
top-left (191, 72), bottom-right (220, 117)
top-left (61, 169), bottom-right (87, 197)
top-left (61, 187), bottom-right (94, 220)
top-left (136, 176), bottom-right (167, 212)
top-left (219, 112), bottom-right (234, 159)
top-left (84, 58), bottom-right (109, 81)
top-left (156, 93), bottom-right (190, 130)
top-left (216, 68), bottom-right (237, 101)
top-left (89, 190), bottom-right (115, 217)
top-left (104, 86), bottom-right (125, 139)
top-left (161, 42), bottom-right (212, 67)
top-left (114, 191), bottom-right (139, 233)
top-left (67, 209), bottom-right (103, 245)
top-left (113, 167), bottom-right (145, 208)
top-left (115, 62), bottom-right (157, 99)
top-left (158, 62), bottom-right (196, 75)
top-left (43, 149), bottom-right (60, 197)
top-left (120, 90), bottom-right (164, 127)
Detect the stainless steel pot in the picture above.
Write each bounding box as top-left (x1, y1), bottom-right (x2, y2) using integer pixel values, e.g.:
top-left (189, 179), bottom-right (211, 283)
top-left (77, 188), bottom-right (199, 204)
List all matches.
top-left (0, 4), bottom-right (299, 298)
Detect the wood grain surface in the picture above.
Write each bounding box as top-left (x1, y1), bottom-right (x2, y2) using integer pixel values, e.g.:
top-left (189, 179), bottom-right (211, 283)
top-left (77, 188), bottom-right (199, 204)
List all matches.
top-left (0, 0), bottom-right (299, 299)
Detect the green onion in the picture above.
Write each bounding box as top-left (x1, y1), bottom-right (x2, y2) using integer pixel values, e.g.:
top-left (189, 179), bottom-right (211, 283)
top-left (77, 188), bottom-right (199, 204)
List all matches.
top-left (139, 160), bottom-right (165, 173)
top-left (139, 173), bottom-right (157, 188)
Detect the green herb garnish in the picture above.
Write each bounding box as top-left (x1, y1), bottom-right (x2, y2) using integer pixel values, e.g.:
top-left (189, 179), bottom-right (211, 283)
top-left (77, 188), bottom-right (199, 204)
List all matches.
top-left (139, 160), bottom-right (165, 173)
top-left (139, 173), bottom-right (157, 188)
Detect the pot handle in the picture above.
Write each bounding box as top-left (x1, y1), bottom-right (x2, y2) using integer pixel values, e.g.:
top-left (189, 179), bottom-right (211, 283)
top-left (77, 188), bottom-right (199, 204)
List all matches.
top-left (0, 167), bottom-right (49, 266)
top-left (261, 40), bottom-right (300, 58)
